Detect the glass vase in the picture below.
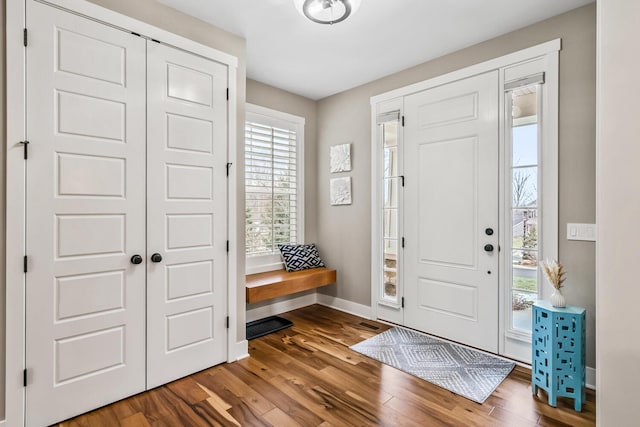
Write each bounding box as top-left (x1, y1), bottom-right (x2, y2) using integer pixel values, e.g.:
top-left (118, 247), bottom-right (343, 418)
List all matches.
top-left (550, 288), bottom-right (566, 308)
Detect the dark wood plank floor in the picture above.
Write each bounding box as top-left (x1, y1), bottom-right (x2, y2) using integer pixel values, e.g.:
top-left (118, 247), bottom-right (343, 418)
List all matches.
top-left (58, 304), bottom-right (595, 426)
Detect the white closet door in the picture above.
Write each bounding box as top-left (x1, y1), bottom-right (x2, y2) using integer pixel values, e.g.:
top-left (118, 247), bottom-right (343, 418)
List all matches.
top-left (146, 42), bottom-right (229, 388)
top-left (403, 71), bottom-right (500, 352)
top-left (25, 2), bottom-right (147, 425)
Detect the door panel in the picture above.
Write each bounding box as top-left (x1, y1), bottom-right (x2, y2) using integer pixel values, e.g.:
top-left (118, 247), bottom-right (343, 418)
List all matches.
top-left (146, 42), bottom-right (228, 388)
top-left (404, 71), bottom-right (499, 352)
top-left (25, 3), bottom-right (147, 425)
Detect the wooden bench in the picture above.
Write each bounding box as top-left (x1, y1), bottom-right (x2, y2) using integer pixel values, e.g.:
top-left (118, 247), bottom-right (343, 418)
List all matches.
top-left (246, 267), bottom-right (337, 304)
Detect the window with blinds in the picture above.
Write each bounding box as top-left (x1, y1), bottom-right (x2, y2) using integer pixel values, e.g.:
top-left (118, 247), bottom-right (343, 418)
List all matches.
top-left (245, 105), bottom-right (304, 270)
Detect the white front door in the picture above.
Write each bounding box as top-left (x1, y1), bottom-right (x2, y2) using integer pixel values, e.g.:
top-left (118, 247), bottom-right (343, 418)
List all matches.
top-left (146, 42), bottom-right (229, 388)
top-left (25, 2), bottom-right (147, 425)
top-left (403, 71), bottom-right (500, 352)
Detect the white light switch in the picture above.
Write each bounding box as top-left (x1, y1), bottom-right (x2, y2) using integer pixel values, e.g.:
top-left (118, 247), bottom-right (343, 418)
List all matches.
top-left (567, 223), bottom-right (597, 241)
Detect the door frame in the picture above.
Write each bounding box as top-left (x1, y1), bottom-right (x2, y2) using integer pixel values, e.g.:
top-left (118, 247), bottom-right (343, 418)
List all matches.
top-left (370, 39), bottom-right (559, 360)
top-left (5, 1), bottom-right (239, 425)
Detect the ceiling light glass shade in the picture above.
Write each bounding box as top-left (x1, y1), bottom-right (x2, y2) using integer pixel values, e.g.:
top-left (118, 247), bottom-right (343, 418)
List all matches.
top-left (293, 0), bottom-right (361, 25)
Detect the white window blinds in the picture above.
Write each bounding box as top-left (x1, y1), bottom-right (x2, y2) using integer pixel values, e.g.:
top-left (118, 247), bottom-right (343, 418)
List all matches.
top-left (245, 120), bottom-right (299, 257)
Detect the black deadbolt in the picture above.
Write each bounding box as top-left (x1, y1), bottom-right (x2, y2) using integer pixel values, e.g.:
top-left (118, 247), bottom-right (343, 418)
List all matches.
top-left (130, 254), bottom-right (143, 265)
top-left (151, 253), bottom-right (163, 263)
top-left (485, 228), bottom-right (494, 236)
top-left (484, 244), bottom-right (494, 252)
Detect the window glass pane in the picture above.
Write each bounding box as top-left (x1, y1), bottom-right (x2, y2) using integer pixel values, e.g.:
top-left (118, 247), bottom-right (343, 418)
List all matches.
top-left (383, 122), bottom-right (398, 147)
top-left (383, 241), bottom-right (397, 299)
top-left (512, 124), bottom-right (538, 166)
top-left (512, 167), bottom-right (538, 207)
top-left (383, 146), bottom-right (397, 178)
top-left (383, 177), bottom-right (399, 209)
top-left (383, 209), bottom-right (398, 239)
top-left (512, 209), bottom-right (538, 250)
top-left (245, 119), bottom-right (298, 258)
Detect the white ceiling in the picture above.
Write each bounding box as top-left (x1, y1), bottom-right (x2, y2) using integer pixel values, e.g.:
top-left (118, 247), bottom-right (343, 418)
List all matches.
top-left (158, 0), bottom-right (593, 100)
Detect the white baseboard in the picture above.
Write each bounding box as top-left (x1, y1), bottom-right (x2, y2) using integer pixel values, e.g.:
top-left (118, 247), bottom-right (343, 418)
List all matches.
top-left (586, 366), bottom-right (596, 390)
top-left (316, 294), bottom-right (372, 319)
top-left (246, 292), bottom-right (317, 322)
top-left (230, 340), bottom-right (249, 361)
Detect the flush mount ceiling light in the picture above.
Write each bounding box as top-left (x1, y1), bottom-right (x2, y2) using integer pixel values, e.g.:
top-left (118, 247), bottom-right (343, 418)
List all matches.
top-left (293, 0), bottom-right (362, 25)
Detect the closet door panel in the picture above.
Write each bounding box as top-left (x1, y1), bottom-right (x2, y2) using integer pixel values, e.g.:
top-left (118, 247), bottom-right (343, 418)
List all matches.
top-left (146, 42), bottom-right (229, 388)
top-left (25, 2), bottom-right (147, 426)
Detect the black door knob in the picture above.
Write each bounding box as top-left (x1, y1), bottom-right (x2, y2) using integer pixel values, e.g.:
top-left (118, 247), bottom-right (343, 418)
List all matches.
top-left (151, 253), bottom-right (163, 263)
top-left (484, 244), bottom-right (494, 252)
top-left (485, 228), bottom-right (494, 236)
top-left (130, 254), bottom-right (143, 265)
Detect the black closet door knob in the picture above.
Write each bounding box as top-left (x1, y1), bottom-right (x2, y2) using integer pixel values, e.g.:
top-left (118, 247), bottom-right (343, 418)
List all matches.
top-left (484, 244), bottom-right (494, 253)
top-left (151, 253), bottom-right (163, 263)
top-left (130, 254), bottom-right (143, 265)
top-left (485, 228), bottom-right (494, 236)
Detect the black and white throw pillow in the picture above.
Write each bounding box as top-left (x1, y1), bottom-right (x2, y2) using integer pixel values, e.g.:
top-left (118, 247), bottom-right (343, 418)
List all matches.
top-left (278, 243), bottom-right (326, 272)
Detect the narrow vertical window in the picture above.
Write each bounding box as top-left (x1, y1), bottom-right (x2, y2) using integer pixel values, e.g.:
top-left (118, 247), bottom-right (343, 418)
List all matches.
top-left (508, 83), bottom-right (541, 332)
top-left (378, 112), bottom-right (401, 305)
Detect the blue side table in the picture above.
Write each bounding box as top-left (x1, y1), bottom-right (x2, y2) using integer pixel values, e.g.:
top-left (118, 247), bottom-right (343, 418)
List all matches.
top-left (532, 300), bottom-right (586, 411)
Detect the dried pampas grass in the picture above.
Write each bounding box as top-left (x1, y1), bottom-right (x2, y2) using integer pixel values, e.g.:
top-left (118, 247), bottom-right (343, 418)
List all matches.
top-left (541, 259), bottom-right (566, 290)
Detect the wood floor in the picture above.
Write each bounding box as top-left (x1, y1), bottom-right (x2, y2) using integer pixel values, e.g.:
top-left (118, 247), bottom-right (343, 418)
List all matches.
top-left (57, 305), bottom-right (595, 426)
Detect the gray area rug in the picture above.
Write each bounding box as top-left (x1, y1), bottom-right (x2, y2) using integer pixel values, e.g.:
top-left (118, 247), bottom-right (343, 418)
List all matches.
top-left (350, 327), bottom-right (515, 403)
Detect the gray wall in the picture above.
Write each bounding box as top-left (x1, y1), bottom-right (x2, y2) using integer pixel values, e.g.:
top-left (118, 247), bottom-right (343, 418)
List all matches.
top-left (316, 5), bottom-right (596, 368)
top-left (597, 0), bottom-right (640, 424)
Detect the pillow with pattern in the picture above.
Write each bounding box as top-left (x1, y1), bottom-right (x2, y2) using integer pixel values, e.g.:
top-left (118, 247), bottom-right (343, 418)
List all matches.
top-left (278, 243), bottom-right (326, 272)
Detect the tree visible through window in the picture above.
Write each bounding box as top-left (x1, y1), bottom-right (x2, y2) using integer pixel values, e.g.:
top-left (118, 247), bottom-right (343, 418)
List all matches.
top-left (245, 106), bottom-right (303, 272)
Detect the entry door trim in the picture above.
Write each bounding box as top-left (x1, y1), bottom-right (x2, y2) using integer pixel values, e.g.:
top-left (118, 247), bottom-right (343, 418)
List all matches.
top-left (5, 1), bottom-right (239, 425)
top-left (370, 41), bottom-right (560, 360)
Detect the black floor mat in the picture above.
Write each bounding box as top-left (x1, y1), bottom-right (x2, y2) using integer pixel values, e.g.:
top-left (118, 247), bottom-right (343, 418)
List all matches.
top-left (246, 316), bottom-right (293, 340)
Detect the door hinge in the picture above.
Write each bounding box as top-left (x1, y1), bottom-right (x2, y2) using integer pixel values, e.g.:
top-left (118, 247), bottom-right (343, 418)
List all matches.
top-left (401, 237), bottom-right (405, 248)
top-left (401, 116), bottom-right (405, 127)
top-left (401, 297), bottom-right (405, 308)
top-left (226, 316), bottom-right (230, 329)
top-left (226, 88), bottom-right (229, 101)
top-left (23, 28), bottom-right (27, 47)
top-left (226, 162), bottom-right (232, 177)
top-left (20, 140), bottom-right (29, 160)
top-left (23, 255), bottom-right (28, 273)
top-left (23, 369), bottom-right (27, 387)
top-left (400, 175), bottom-right (405, 187)
top-left (226, 240), bottom-right (229, 252)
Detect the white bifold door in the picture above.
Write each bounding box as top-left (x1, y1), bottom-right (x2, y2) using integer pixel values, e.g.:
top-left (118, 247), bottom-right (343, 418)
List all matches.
top-left (403, 71), bottom-right (500, 352)
top-left (146, 42), bottom-right (228, 389)
top-left (24, 2), bottom-right (228, 425)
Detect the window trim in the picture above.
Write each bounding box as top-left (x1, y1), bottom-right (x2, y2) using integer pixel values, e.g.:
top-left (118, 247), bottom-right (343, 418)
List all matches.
top-left (245, 103), bottom-right (305, 274)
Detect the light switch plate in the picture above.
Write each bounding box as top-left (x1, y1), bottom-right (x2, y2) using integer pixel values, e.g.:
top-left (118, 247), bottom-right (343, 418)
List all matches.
top-left (567, 223), bottom-right (597, 241)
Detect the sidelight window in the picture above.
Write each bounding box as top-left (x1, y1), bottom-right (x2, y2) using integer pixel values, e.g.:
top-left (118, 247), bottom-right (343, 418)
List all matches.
top-left (507, 82), bottom-right (542, 333)
top-left (377, 111), bottom-right (402, 305)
